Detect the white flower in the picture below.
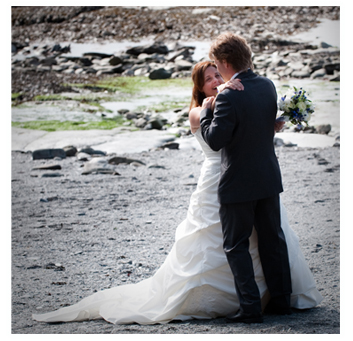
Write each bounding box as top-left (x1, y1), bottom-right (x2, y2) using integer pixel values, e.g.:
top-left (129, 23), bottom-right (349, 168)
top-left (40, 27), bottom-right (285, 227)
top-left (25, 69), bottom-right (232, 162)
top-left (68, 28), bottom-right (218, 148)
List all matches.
top-left (297, 101), bottom-right (306, 113)
top-left (278, 99), bottom-right (285, 111)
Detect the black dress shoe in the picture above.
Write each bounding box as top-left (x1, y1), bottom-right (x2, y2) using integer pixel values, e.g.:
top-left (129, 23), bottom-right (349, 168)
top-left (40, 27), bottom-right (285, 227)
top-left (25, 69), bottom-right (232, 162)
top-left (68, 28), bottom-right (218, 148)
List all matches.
top-left (264, 301), bottom-right (293, 315)
top-left (225, 311), bottom-right (263, 324)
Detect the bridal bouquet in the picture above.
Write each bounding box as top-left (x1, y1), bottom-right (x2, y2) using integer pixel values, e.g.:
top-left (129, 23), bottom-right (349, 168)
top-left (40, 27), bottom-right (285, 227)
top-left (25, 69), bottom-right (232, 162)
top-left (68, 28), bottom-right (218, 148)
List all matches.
top-left (277, 86), bottom-right (314, 129)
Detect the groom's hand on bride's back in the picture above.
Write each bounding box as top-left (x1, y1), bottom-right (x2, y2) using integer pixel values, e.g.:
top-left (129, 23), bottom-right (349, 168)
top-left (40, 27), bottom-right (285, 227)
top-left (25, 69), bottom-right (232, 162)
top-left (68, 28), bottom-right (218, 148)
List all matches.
top-left (218, 79), bottom-right (244, 93)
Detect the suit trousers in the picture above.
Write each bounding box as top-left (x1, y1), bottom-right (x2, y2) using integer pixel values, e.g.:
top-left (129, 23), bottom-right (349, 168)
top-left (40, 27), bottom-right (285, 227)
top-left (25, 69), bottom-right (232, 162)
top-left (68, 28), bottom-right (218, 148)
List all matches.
top-left (219, 194), bottom-right (292, 314)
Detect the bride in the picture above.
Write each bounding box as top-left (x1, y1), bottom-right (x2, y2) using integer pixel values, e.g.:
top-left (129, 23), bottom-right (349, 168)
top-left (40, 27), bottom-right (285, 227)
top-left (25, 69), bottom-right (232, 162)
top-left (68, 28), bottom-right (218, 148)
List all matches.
top-left (33, 61), bottom-right (322, 325)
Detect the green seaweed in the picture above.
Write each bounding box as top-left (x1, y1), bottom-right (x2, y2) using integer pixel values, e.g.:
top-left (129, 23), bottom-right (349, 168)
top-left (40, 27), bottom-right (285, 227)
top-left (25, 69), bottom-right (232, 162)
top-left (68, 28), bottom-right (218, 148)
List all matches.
top-left (12, 117), bottom-right (128, 131)
top-left (67, 76), bottom-right (193, 94)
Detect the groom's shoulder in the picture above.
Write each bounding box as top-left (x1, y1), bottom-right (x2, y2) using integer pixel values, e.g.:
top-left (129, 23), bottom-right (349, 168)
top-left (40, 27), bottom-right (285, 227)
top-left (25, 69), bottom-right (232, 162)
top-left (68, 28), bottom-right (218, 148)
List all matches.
top-left (252, 73), bottom-right (276, 89)
top-left (252, 72), bottom-right (273, 83)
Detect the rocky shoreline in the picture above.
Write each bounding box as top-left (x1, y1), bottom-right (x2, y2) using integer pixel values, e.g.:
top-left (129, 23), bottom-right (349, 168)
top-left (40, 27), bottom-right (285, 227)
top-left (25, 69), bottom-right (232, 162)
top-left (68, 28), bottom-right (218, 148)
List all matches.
top-left (12, 6), bottom-right (340, 102)
top-left (11, 38), bottom-right (340, 141)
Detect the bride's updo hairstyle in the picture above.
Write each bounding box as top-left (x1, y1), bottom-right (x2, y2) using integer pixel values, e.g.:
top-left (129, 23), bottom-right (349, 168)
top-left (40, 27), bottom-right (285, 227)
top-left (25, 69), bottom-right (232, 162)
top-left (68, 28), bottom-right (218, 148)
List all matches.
top-left (209, 32), bottom-right (254, 73)
top-left (189, 61), bottom-right (217, 110)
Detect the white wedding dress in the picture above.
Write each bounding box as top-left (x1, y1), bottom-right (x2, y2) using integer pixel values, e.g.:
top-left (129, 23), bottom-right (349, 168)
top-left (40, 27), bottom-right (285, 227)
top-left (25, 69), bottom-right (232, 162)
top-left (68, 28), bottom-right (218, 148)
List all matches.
top-left (33, 129), bottom-right (322, 324)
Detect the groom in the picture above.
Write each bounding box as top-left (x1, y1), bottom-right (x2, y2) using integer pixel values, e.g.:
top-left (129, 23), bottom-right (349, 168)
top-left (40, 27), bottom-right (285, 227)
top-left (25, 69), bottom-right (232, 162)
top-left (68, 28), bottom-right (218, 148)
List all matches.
top-left (200, 32), bottom-right (292, 324)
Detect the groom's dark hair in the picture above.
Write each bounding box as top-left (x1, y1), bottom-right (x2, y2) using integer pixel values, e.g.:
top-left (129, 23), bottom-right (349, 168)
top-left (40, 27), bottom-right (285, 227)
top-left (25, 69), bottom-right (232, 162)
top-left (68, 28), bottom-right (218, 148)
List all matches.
top-left (209, 32), bottom-right (254, 72)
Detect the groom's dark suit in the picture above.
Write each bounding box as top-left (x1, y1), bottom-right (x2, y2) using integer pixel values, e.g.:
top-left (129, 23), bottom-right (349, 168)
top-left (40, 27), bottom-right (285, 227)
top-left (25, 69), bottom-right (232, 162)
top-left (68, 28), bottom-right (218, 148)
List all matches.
top-left (200, 70), bottom-right (292, 315)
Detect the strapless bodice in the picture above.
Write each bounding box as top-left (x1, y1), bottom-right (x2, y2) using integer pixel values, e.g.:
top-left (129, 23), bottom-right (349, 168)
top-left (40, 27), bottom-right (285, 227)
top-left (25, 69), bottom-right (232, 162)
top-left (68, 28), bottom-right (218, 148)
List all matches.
top-left (193, 129), bottom-right (221, 162)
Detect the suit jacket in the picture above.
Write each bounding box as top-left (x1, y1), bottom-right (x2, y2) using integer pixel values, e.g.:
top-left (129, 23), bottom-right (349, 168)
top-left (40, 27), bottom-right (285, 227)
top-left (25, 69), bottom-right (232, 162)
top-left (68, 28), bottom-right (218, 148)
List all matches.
top-left (200, 70), bottom-right (283, 204)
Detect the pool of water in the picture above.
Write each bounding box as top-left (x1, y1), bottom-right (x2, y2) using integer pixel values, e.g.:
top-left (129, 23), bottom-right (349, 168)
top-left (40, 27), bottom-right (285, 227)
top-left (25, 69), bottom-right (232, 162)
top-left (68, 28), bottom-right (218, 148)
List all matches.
top-left (288, 18), bottom-right (340, 48)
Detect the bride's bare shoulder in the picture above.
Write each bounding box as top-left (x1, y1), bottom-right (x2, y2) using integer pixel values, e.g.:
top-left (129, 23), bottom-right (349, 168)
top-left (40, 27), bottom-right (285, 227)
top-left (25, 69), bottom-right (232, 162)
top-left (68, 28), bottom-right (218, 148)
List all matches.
top-left (189, 107), bottom-right (202, 133)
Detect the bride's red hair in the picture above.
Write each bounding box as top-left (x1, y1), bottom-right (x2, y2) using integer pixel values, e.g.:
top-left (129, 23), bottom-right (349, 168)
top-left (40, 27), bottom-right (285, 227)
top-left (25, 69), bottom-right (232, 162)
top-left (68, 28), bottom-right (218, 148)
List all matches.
top-left (189, 61), bottom-right (217, 110)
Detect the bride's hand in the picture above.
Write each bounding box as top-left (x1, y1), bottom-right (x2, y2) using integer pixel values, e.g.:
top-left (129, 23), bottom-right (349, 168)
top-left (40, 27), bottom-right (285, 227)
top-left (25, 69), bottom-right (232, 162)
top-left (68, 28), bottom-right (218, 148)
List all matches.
top-left (201, 96), bottom-right (215, 110)
top-left (217, 78), bottom-right (244, 93)
top-left (274, 117), bottom-right (285, 132)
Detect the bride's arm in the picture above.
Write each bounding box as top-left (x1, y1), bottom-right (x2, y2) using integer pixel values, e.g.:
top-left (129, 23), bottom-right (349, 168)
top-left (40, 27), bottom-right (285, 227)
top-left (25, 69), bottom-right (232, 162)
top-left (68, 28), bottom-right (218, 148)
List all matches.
top-left (190, 80), bottom-right (244, 133)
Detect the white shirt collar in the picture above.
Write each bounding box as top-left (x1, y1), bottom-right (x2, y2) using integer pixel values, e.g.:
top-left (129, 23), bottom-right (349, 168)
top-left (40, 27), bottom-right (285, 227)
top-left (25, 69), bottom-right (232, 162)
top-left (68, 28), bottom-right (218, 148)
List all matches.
top-left (230, 68), bottom-right (250, 80)
top-left (230, 72), bottom-right (240, 80)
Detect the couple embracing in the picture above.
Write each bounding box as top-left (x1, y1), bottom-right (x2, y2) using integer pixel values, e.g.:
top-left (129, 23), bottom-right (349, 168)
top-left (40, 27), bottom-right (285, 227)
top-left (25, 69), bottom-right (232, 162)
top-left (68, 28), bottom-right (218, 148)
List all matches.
top-left (33, 33), bottom-right (322, 325)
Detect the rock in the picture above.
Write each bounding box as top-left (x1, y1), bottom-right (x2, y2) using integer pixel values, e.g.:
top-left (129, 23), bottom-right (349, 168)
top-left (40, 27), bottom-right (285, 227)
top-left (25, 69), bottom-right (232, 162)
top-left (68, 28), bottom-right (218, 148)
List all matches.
top-left (309, 60), bottom-right (325, 73)
top-left (320, 42), bottom-right (332, 48)
top-left (125, 46), bottom-right (144, 56)
top-left (175, 59), bottom-right (193, 71)
top-left (311, 68), bottom-right (327, 79)
top-left (329, 72), bottom-right (340, 81)
top-left (41, 57), bottom-right (57, 66)
top-left (134, 117), bottom-right (148, 128)
top-left (148, 116), bottom-right (167, 130)
top-left (273, 137), bottom-right (284, 147)
top-left (78, 57), bottom-right (93, 67)
top-left (32, 164), bottom-right (62, 170)
top-left (160, 142), bottom-right (179, 150)
top-left (276, 59), bottom-right (290, 67)
top-left (134, 65), bottom-right (151, 76)
top-left (78, 146), bottom-right (106, 155)
top-left (76, 152), bottom-right (91, 161)
top-left (126, 43), bottom-right (169, 56)
top-left (288, 61), bottom-right (305, 71)
top-left (283, 141), bottom-right (298, 147)
top-left (317, 158), bottom-right (329, 165)
top-left (83, 52), bottom-right (113, 59)
top-left (137, 53), bottom-right (154, 62)
top-left (109, 55), bottom-right (123, 65)
top-left (324, 62), bottom-right (340, 75)
top-left (41, 172), bottom-right (63, 177)
top-left (81, 158), bottom-right (120, 175)
top-left (302, 126), bottom-right (316, 133)
top-left (142, 43), bottom-right (169, 55)
top-left (32, 149), bottom-right (66, 160)
top-left (126, 112), bottom-right (138, 120)
top-left (148, 68), bottom-right (172, 80)
top-left (108, 156), bottom-right (145, 165)
top-left (147, 164), bottom-right (166, 169)
top-left (316, 124), bottom-right (331, 135)
top-left (167, 47), bottom-right (194, 62)
top-left (63, 145), bottom-right (77, 157)
top-left (291, 70), bottom-right (310, 78)
top-left (282, 67), bottom-right (293, 77)
top-left (44, 262), bottom-right (65, 271)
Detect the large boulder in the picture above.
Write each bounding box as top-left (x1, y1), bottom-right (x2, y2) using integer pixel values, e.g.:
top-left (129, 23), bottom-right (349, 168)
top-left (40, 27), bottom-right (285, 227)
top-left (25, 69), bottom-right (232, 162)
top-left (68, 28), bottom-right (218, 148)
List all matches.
top-left (126, 43), bottom-right (169, 56)
top-left (32, 149), bottom-right (66, 160)
top-left (148, 68), bottom-right (172, 80)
